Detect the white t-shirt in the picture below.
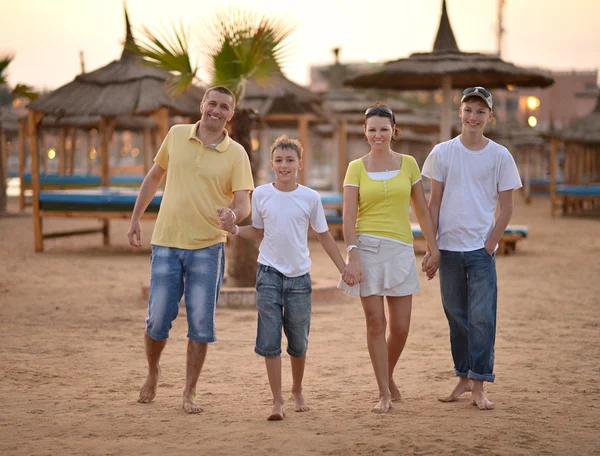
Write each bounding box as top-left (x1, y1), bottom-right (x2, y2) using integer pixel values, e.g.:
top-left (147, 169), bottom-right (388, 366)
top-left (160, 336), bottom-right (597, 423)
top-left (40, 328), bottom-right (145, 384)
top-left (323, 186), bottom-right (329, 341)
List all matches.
top-left (252, 183), bottom-right (329, 277)
top-left (422, 136), bottom-right (522, 252)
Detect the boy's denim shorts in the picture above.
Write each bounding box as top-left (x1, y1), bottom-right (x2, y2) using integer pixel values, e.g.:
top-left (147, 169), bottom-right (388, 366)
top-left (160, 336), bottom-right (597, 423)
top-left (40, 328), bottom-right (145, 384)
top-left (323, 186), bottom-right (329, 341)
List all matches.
top-left (145, 243), bottom-right (224, 344)
top-left (254, 264), bottom-right (312, 358)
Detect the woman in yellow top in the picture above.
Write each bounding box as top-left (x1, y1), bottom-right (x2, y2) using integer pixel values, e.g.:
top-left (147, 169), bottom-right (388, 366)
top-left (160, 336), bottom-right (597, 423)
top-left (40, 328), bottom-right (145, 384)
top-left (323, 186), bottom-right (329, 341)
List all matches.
top-left (339, 102), bottom-right (440, 413)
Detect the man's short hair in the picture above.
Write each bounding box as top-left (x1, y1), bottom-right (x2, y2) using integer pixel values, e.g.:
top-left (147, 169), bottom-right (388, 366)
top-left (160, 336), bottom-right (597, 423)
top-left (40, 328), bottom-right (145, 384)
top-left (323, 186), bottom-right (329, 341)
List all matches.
top-left (270, 135), bottom-right (303, 159)
top-left (202, 86), bottom-right (236, 110)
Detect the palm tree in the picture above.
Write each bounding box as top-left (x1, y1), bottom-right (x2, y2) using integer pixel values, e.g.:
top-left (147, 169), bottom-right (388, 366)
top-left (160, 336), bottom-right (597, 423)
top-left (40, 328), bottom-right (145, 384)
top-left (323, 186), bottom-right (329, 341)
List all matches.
top-left (0, 55), bottom-right (15, 214)
top-left (130, 10), bottom-right (295, 286)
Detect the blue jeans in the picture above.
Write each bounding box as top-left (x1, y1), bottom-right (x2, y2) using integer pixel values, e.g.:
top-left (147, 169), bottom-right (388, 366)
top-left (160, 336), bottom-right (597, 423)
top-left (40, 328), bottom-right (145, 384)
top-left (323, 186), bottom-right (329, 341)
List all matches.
top-left (146, 243), bottom-right (225, 343)
top-left (439, 248), bottom-right (497, 382)
top-left (255, 264), bottom-right (312, 358)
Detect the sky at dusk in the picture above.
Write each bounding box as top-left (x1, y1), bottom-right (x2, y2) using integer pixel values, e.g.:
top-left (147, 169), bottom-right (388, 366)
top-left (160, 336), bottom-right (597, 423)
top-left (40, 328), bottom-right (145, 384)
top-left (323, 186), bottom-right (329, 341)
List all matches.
top-left (1, 0), bottom-right (598, 91)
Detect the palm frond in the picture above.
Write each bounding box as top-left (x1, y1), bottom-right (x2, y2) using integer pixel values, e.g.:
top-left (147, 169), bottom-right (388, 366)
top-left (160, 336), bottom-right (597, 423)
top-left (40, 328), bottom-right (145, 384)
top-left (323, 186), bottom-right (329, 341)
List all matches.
top-left (199, 9), bottom-right (296, 101)
top-left (0, 55), bottom-right (15, 86)
top-left (126, 21), bottom-right (200, 95)
top-left (12, 83), bottom-right (39, 101)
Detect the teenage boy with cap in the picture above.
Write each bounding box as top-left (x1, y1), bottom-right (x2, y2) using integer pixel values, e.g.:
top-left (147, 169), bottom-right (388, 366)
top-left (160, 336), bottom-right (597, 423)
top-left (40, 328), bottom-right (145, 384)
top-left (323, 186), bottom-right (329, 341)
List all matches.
top-left (421, 87), bottom-right (522, 410)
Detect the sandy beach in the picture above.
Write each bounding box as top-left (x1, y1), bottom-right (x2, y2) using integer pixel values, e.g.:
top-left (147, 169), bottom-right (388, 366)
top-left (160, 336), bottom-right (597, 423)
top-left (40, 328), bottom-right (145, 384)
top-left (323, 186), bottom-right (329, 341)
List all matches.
top-left (1, 194), bottom-right (599, 456)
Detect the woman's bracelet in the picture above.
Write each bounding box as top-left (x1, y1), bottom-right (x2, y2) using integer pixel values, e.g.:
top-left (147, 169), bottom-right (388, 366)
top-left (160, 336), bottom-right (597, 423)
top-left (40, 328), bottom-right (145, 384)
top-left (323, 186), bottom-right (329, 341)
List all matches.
top-left (233, 225), bottom-right (240, 236)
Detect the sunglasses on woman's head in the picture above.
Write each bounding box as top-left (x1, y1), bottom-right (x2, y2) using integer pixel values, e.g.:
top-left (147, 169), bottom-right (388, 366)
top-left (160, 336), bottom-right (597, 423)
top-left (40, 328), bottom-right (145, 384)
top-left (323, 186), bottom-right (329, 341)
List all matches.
top-left (463, 87), bottom-right (491, 98)
top-left (364, 106), bottom-right (394, 118)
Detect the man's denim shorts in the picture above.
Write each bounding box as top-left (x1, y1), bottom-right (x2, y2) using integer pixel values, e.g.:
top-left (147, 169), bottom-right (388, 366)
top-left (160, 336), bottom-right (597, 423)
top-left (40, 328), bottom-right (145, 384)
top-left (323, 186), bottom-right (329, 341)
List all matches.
top-left (254, 264), bottom-right (312, 358)
top-left (146, 243), bottom-right (224, 344)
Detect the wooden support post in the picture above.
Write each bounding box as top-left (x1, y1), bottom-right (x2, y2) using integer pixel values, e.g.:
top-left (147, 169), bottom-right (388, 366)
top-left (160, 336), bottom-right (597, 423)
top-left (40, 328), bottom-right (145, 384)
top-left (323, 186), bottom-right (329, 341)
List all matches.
top-left (0, 127), bottom-right (7, 212)
top-left (143, 127), bottom-right (152, 174)
top-left (28, 110), bottom-right (45, 252)
top-left (86, 130), bottom-right (94, 175)
top-left (151, 108), bottom-right (169, 143)
top-left (68, 128), bottom-right (77, 175)
top-left (298, 115), bottom-right (309, 185)
top-left (549, 137), bottom-right (558, 217)
top-left (40, 131), bottom-right (47, 175)
top-left (99, 117), bottom-right (116, 246)
top-left (439, 75), bottom-right (453, 142)
top-left (58, 128), bottom-right (67, 175)
top-left (524, 147), bottom-right (531, 203)
top-left (18, 120), bottom-right (26, 211)
top-left (338, 119), bottom-right (347, 193)
top-left (585, 147), bottom-right (592, 185)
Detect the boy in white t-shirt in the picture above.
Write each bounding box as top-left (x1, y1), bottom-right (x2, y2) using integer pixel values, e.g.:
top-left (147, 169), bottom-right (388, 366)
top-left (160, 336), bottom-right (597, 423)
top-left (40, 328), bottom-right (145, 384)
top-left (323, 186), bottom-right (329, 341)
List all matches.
top-left (220, 135), bottom-right (356, 421)
top-left (422, 87), bottom-right (522, 410)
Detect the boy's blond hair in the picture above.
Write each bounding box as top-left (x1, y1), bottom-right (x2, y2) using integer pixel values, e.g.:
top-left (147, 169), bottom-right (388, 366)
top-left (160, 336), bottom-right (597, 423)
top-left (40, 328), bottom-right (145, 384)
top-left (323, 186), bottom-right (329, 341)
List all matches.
top-left (269, 135), bottom-right (303, 159)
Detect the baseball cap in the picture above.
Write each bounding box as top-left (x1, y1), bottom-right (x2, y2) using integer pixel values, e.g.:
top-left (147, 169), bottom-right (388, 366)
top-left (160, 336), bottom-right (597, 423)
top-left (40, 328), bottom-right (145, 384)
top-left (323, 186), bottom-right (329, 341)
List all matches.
top-left (461, 87), bottom-right (493, 110)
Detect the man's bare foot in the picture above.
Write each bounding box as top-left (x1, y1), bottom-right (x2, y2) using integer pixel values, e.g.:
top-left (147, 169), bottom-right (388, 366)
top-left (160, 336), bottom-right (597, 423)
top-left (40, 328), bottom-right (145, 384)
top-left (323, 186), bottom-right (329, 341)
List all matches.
top-left (267, 401), bottom-right (285, 421)
top-left (438, 378), bottom-right (472, 403)
top-left (389, 378), bottom-right (401, 402)
top-left (138, 369), bottom-right (159, 403)
top-left (292, 391), bottom-right (309, 412)
top-left (372, 396), bottom-right (392, 414)
top-left (182, 392), bottom-right (203, 414)
top-left (471, 382), bottom-right (494, 410)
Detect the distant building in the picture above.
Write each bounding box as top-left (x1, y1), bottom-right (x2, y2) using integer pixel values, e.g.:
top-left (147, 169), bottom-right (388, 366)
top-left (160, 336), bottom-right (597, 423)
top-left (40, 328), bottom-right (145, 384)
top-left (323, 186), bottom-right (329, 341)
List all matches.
top-left (492, 70), bottom-right (598, 130)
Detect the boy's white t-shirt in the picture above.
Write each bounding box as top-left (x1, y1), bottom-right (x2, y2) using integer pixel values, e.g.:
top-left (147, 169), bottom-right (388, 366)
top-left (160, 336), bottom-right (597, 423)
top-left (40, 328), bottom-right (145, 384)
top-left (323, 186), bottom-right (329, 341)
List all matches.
top-left (252, 183), bottom-right (329, 277)
top-left (422, 136), bottom-right (522, 252)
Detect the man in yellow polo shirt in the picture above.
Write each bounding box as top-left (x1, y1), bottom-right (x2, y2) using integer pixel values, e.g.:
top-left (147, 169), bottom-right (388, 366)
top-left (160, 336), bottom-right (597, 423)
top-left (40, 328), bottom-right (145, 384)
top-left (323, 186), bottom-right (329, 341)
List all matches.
top-left (127, 86), bottom-right (254, 414)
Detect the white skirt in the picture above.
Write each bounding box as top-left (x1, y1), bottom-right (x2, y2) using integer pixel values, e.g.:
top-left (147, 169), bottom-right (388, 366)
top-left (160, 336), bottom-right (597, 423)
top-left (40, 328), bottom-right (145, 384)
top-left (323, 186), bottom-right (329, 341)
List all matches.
top-left (338, 234), bottom-right (420, 297)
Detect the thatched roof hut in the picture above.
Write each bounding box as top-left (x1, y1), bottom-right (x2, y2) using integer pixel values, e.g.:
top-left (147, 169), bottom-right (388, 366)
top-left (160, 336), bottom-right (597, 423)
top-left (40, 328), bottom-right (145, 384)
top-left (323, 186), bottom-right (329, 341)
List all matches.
top-left (28, 10), bottom-right (203, 124)
top-left (559, 94), bottom-right (600, 145)
top-left (243, 73), bottom-right (327, 120)
top-left (344, 0), bottom-right (554, 141)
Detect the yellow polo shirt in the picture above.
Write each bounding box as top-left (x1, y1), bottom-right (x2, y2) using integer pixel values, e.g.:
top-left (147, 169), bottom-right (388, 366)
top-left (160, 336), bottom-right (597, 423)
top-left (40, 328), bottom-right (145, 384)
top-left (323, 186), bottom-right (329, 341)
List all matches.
top-left (344, 155), bottom-right (421, 244)
top-left (151, 122), bottom-right (254, 249)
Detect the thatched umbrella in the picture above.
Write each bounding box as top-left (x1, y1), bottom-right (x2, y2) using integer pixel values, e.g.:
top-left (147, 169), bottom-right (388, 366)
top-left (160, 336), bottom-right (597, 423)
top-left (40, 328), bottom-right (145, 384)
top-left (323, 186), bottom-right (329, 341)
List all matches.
top-left (548, 93), bottom-right (600, 215)
top-left (241, 73), bottom-right (332, 184)
top-left (26, 8), bottom-right (204, 251)
top-left (344, 0), bottom-right (554, 141)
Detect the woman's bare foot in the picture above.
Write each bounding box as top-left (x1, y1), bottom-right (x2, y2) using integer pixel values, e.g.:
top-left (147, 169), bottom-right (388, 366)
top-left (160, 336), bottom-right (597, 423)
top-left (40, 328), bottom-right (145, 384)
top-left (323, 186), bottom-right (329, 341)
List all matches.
top-left (471, 381), bottom-right (494, 410)
top-left (389, 378), bottom-right (401, 402)
top-left (372, 395), bottom-right (392, 414)
top-left (138, 368), bottom-right (160, 403)
top-left (182, 391), bottom-right (202, 414)
top-left (438, 378), bottom-right (472, 403)
top-left (267, 401), bottom-right (285, 421)
top-left (292, 391), bottom-right (309, 412)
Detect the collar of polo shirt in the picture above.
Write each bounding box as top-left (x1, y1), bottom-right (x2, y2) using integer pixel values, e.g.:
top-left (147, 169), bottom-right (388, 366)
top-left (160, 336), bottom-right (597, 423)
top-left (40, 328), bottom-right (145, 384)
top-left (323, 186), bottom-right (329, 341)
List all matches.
top-left (189, 121), bottom-right (231, 153)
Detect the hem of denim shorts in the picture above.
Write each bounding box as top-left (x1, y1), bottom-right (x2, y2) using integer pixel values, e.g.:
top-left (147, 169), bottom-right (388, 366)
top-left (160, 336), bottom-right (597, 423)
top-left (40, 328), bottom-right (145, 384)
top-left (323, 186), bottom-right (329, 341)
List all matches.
top-left (467, 370), bottom-right (495, 383)
top-left (187, 333), bottom-right (217, 344)
top-left (286, 348), bottom-right (307, 358)
top-left (454, 368), bottom-right (469, 377)
top-left (254, 346), bottom-right (281, 357)
top-left (146, 329), bottom-right (169, 341)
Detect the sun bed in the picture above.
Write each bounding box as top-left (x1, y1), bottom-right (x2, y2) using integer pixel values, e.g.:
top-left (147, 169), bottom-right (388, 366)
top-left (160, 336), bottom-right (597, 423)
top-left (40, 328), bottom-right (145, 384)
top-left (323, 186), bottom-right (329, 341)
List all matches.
top-left (323, 214), bottom-right (528, 255)
top-left (553, 184), bottom-right (600, 216)
top-left (36, 187), bottom-right (161, 250)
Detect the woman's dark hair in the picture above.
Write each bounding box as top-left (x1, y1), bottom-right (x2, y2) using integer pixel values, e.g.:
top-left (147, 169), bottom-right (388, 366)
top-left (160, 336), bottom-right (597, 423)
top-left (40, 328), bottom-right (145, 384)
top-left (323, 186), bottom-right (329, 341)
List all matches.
top-left (364, 101), bottom-right (401, 140)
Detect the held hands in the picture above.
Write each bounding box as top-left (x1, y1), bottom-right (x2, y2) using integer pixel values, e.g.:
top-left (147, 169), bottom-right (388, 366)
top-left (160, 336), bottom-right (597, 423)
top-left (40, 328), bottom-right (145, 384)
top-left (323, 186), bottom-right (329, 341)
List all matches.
top-left (127, 218), bottom-right (142, 247)
top-left (421, 248), bottom-right (440, 280)
top-left (217, 207), bottom-right (237, 232)
top-left (342, 261), bottom-right (364, 287)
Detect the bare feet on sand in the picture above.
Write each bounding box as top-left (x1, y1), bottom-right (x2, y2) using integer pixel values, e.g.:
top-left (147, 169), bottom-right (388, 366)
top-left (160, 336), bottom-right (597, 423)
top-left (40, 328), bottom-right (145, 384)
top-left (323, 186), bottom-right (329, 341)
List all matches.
top-left (267, 401), bottom-right (285, 421)
top-left (182, 391), bottom-right (203, 414)
top-left (389, 378), bottom-right (402, 402)
top-left (471, 382), bottom-right (495, 410)
top-left (138, 368), bottom-right (160, 403)
top-left (438, 378), bottom-right (472, 403)
top-left (292, 391), bottom-right (309, 412)
top-left (372, 395), bottom-right (392, 414)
